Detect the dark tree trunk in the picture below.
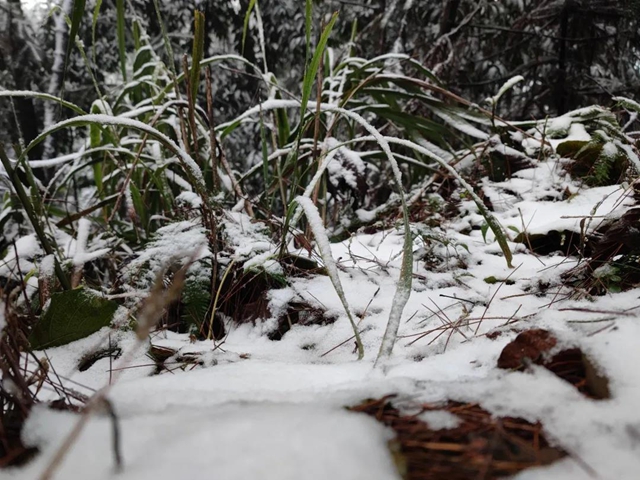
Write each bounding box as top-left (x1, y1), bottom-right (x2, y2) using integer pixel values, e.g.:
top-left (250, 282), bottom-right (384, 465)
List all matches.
top-left (554, 1), bottom-right (571, 115)
top-left (439, 0), bottom-right (460, 36)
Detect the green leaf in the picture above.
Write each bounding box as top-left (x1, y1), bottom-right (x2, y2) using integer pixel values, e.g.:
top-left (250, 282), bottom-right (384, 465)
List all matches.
top-left (116, 0), bottom-right (127, 81)
top-left (29, 288), bottom-right (118, 350)
top-left (613, 96), bottom-right (640, 114)
top-left (190, 10), bottom-right (206, 106)
top-left (181, 266), bottom-right (212, 334)
top-left (241, 0), bottom-right (257, 56)
top-left (484, 276), bottom-right (515, 285)
top-left (300, 12), bottom-right (337, 126)
top-left (129, 182), bottom-right (147, 231)
top-left (91, 0), bottom-right (103, 65)
top-left (65, 0), bottom-right (87, 81)
top-left (481, 223), bottom-right (489, 243)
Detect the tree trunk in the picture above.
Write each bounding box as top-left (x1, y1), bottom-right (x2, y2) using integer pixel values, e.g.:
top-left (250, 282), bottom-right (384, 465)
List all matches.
top-left (554, 0), bottom-right (572, 115)
top-left (439, 0), bottom-right (460, 36)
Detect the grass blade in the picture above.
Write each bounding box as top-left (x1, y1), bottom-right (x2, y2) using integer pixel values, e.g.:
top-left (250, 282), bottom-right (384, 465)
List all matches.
top-left (241, 0), bottom-right (257, 56)
top-left (0, 91), bottom-right (85, 116)
top-left (259, 106), bottom-right (270, 187)
top-left (152, 0), bottom-right (176, 75)
top-left (295, 196), bottom-right (364, 359)
top-left (91, 0), bottom-right (103, 65)
top-left (190, 10), bottom-right (205, 106)
top-left (116, 0), bottom-right (127, 81)
top-left (305, 0), bottom-right (312, 63)
top-left (64, 0), bottom-right (86, 79)
top-left (300, 12), bottom-right (337, 125)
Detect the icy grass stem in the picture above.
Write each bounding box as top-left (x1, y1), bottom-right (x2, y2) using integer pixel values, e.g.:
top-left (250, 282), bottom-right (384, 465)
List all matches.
top-left (295, 197), bottom-right (364, 359)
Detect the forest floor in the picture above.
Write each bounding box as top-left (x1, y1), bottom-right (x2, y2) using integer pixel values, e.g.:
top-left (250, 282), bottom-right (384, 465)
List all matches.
top-left (5, 155), bottom-right (640, 480)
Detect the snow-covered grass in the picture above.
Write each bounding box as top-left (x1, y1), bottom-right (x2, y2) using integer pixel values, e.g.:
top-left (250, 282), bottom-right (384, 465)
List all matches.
top-left (2, 4), bottom-right (640, 479)
top-left (6, 140), bottom-right (640, 477)
top-left (5, 194), bottom-right (640, 478)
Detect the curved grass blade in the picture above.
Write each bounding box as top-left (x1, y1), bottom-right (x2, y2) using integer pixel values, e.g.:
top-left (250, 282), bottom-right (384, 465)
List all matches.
top-left (18, 114), bottom-right (207, 199)
top-left (0, 91), bottom-right (85, 115)
top-left (295, 196), bottom-right (364, 359)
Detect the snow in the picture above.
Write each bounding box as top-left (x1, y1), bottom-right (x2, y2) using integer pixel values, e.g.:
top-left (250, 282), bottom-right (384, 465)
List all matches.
top-left (10, 403), bottom-right (399, 480)
top-left (175, 191), bottom-right (202, 208)
top-left (6, 216), bottom-right (640, 479)
top-left (417, 410), bottom-right (461, 430)
top-left (120, 219), bottom-right (210, 289)
top-left (5, 101), bottom-right (640, 480)
top-left (487, 75), bottom-right (524, 105)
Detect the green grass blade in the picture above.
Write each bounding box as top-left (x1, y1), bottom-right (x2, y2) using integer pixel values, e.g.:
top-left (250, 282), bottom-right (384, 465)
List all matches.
top-left (241, 0), bottom-right (257, 56)
top-left (190, 10), bottom-right (205, 106)
top-left (0, 91), bottom-right (86, 116)
top-left (65, 0), bottom-right (86, 78)
top-left (91, 0), bottom-right (103, 65)
top-left (0, 145), bottom-right (70, 290)
top-left (152, 0), bottom-right (176, 75)
top-left (116, 0), bottom-right (127, 81)
top-left (259, 106), bottom-right (270, 187)
top-left (300, 12), bottom-right (337, 125)
top-left (305, 0), bottom-right (312, 63)
top-left (19, 114), bottom-right (207, 199)
top-left (129, 182), bottom-right (148, 235)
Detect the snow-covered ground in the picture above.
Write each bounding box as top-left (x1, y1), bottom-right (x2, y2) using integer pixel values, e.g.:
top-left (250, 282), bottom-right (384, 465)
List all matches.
top-left (5, 157), bottom-right (640, 479)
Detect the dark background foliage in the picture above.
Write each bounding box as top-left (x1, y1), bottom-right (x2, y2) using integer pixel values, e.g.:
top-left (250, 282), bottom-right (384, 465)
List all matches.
top-left (1, 0), bottom-right (639, 160)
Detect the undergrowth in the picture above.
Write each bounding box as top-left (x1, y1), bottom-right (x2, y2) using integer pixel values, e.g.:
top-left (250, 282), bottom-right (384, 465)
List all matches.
top-left (1, 0), bottom-right (640, 471)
